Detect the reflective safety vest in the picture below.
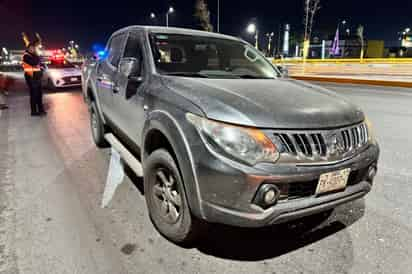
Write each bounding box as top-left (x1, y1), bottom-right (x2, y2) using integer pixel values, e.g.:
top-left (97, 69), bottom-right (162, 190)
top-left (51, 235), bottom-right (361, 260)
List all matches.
top-left (22, 56), bottom-right (41, 78)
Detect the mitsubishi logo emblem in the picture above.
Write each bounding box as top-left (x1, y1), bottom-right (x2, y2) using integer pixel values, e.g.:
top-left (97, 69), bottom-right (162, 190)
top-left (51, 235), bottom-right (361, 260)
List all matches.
top-left (328, 133), bottom-right (346, 155)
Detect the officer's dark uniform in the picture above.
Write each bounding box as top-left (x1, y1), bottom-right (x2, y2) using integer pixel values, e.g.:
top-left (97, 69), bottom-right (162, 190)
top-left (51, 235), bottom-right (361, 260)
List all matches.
top-left (22, 49), bottom-right (45, 115)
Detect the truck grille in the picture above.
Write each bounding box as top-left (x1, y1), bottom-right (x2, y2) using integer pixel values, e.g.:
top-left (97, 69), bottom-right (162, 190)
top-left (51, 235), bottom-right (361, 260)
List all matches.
top-left (62, 76), bottom-right (81, 85)
top-left (275, 133), bottom-right (327, 157)
top-left (269, 123), bottom-right (369, 164)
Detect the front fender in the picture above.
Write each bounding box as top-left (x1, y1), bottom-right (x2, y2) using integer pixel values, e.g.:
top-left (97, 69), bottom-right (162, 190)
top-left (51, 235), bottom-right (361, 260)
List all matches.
top-left (142, 110), bottom-right (204, 219)
top-left (86, 79), bottom-right (107, 124)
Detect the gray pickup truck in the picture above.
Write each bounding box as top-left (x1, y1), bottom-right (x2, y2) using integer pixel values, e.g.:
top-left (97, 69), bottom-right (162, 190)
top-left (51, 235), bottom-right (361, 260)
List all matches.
top-left (82, 26), bottom-right (379, 245)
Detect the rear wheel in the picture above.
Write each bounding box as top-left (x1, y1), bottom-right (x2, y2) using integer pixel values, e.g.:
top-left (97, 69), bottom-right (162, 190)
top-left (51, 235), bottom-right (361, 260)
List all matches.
top-left (144, 149), bottom-right (204, 245)
top-left (90, 102), bottom-right (109, 148)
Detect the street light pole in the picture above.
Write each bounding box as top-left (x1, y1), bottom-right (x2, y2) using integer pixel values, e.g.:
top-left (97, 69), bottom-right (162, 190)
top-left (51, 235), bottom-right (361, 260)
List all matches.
top-left (166, 7), bottom-right (174, 28)
top-left (217, 0), bottom-right (220, 33)
top-left (334, 20), bottom-right (346, 56)
top-left (247, 23), bottom-right (258, 49)
top-left (255, 28), bottom-right (259, 49)
top-left (266, 32), bottom-right (274, 56)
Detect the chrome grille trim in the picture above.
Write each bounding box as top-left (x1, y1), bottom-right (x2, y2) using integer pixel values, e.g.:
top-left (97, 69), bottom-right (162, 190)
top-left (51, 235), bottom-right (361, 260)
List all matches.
top-left (267, 123), bottom-right (369, 165)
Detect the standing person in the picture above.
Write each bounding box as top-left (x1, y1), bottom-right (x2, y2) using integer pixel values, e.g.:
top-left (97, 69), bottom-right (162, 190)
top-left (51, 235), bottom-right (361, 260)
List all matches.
top-left (22, 43), bottom-right (46, 116)
top-left (0, 73), bottom-right (9, 110)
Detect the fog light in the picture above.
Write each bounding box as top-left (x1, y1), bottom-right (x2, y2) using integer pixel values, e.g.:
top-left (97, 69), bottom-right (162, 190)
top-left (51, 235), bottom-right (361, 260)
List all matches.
top-left (253, 184), bottom-right (280, 209)
top-left (264, 189), bottom-right (277, 205)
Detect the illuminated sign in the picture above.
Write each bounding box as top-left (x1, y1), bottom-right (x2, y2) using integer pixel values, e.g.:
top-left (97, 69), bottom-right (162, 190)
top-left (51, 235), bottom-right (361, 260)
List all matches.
top-left (402, 35), bottom-right (412, 48)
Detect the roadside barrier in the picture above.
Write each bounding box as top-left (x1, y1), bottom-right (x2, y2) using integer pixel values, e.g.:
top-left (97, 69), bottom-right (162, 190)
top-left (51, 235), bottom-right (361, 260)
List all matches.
top-left (0, 65), bottom-right (23, 72)
top-left (272, 58), bottom-right (412, 64)
top-left (271, 58), bottom-right (412, 87)
top-left (292, 75), bottom-right (412, 88)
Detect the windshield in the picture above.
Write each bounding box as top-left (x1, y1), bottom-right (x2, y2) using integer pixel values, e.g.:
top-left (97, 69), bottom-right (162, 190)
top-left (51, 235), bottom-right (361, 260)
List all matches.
top-left (47, 60), bottom-right (77, 69)
top-left (150, 33), bottom-right (280, 79)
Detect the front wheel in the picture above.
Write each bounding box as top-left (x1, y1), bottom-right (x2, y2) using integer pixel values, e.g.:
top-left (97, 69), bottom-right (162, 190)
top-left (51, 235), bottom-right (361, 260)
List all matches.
top-left (144, 149), bottom-right (205, 245)
top-left (89, 102), bottom-right (109, 148)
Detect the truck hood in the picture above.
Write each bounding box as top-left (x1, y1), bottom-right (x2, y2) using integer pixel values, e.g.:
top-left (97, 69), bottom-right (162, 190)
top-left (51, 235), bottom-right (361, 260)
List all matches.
top-left (161, 77), bottom-right (364, 129)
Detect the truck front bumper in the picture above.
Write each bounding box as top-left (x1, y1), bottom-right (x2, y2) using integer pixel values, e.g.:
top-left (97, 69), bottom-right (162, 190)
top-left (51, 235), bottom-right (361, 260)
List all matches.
top-left (193, 142), bottom-right (379, 228)
top-left (201, 181), bottom-right (370, 227)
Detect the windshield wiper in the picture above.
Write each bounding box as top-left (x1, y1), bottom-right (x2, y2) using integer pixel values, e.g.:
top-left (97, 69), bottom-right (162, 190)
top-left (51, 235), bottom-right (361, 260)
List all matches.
top-left (164, 72), bottom-right (209, 78)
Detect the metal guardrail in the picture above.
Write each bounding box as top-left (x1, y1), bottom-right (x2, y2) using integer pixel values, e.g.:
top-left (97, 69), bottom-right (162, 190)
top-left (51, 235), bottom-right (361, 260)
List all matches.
top-left (0, 65), bottom-right (23, 72)
top-left (272, 58), bottom-right (412, 64)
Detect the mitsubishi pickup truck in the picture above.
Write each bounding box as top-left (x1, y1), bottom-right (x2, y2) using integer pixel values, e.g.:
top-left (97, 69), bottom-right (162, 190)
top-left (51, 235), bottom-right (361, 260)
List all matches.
top-left (82, 26), bottom-right (379, 245)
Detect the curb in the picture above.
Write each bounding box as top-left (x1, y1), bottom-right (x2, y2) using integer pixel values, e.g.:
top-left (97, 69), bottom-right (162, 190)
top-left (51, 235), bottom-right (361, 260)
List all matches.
top-left (292, 75), bottom-right (412, 88)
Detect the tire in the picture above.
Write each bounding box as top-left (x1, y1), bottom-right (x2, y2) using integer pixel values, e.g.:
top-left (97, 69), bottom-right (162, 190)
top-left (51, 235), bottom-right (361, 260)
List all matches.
top-left (89, 102), bottom-right (109, 148)
top-left (144, 149), bottom-right (204, 245)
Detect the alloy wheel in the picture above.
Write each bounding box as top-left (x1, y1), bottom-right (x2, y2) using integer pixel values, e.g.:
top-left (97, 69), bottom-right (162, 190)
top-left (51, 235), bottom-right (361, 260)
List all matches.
top-left (152, 168), bottom-right (182, 224)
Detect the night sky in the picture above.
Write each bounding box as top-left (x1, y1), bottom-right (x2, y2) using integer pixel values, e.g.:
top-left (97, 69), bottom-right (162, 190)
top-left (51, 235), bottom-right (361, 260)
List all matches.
top-left (1, 0), bottom-right (411, 50)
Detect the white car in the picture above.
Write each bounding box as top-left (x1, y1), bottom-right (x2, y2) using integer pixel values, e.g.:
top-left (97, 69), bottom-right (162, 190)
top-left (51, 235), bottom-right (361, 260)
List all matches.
top-left (42, 60), bottom-right (82, 89)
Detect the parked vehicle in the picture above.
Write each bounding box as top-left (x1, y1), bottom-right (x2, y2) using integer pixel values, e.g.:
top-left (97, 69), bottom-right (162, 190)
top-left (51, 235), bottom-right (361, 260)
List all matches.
top-left (82, 26), bottom-right (379, 245)
top-left (43, 60), bottom-right (82, 89)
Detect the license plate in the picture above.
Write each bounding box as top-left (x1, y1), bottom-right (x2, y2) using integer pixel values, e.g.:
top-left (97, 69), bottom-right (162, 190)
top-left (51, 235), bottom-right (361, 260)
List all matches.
top-left (70, 77), bottom-right (78, 82)
top-left (316, 168), bottom-right (351, 195)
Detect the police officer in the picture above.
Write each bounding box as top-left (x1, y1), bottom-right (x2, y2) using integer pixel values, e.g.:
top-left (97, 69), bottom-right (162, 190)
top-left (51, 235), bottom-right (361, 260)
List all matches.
top-left (0, 73), bottom-right (10, 110)
top-left (22, 42), bottom-right (46, 116)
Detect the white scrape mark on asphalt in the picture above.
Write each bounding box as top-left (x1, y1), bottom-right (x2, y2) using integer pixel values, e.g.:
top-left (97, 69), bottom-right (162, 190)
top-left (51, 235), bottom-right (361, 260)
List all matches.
top-left (101, 148), bottom-right (125, 208)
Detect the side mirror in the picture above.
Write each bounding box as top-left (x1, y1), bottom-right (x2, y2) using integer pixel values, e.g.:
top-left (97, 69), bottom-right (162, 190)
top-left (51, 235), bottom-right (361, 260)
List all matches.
top-left (119, 57), bottom-right (141, 79)
top-left (276, 65), bottom-right (289, 78)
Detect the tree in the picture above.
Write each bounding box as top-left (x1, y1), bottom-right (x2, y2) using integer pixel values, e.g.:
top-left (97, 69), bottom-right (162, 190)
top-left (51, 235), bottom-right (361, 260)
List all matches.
top-left (194, 0), bottom-right (213, 32)
top-left (357, 25), bottom-right (365, 60)
top-left (303, 0), bottom-right (321, 59)
top-left (303, 0), bottom-right (321, 41)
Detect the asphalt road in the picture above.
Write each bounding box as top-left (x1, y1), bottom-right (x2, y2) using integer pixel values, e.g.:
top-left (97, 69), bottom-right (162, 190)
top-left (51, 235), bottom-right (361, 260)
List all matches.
top-left (1, 81), bottom-right (412, 274)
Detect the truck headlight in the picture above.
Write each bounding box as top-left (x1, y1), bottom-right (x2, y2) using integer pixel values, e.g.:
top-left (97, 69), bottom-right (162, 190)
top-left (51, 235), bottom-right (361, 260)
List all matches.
top-left (187, 113), bottom-right (279, 165)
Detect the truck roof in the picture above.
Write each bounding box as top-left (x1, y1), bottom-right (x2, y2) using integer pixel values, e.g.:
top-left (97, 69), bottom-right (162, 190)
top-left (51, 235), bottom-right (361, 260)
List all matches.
top-left (111, 25), bottom-right (243, 42)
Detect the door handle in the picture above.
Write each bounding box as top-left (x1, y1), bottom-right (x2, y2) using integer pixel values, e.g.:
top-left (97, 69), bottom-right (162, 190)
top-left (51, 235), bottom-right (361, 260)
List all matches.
top-left (97, 74), bottom-right (110, 82)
